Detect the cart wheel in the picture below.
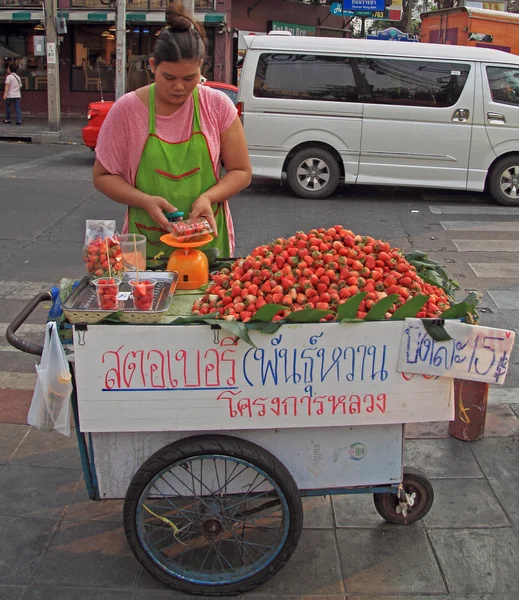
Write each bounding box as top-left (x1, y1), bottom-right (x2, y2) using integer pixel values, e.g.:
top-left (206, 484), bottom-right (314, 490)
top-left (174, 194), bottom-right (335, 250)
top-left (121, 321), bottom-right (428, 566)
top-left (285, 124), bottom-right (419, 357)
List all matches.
top-left (373, 467), bottom-right (434, 525)
top-left (123, 434), bottom-right (303, 596)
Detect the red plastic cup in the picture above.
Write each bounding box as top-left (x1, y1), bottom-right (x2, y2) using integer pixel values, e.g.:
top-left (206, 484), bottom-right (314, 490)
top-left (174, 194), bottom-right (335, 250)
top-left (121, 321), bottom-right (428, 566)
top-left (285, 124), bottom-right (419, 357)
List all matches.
top-left (94, 277), bottom-right (121, 311)
top-left (130, 278), bottom-right (157, 311)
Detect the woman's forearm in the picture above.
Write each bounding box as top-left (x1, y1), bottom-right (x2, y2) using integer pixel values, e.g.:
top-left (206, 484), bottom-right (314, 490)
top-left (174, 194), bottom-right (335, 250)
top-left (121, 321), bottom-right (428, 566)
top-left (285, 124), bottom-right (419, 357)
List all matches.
top-left (203, 169), bottom-right (252, 204)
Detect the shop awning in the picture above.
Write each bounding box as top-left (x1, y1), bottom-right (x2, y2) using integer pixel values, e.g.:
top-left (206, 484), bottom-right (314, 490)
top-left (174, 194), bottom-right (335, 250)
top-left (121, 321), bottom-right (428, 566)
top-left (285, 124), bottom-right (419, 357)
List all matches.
top-left (0, 10), bottom-right (225, 24)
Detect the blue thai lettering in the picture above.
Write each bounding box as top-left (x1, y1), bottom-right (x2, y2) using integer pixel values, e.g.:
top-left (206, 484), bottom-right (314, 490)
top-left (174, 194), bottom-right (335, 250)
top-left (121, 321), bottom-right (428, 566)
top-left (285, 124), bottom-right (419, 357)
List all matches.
top-left (318, 346), bottom-right (342, 383)
top-left (301, 348), bottom-right (316, 383)
top-left (343, 346), bottom-right (356, 382)
top-left (309, 332), bottom-right (324, 345)
top-left (371, 345), bottom-right (388, 381)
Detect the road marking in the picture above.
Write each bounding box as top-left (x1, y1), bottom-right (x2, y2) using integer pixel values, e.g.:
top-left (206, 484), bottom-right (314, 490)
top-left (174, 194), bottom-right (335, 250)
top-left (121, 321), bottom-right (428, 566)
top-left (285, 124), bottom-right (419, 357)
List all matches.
top-left (0, 372), bottom-right (36, 390)
top-left (487, 292), bottom-right (519, 310)
top-left (430, 205), bottom-right (519, 215)
top-left (0, 148), bottom-right (88, 178)
top-left (0, 280), bottom-right (54, 300)
top-left (452, 240), bottom-right (519, 252)
top-left (440, 221), bottom-right (519, 232)
top-left (469, 263), bottom-right (519, 278)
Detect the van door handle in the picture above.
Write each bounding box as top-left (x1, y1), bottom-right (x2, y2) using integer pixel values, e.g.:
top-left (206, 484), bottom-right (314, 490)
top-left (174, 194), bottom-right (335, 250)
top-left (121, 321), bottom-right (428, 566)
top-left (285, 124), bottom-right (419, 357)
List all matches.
top-left (452, 108), bottom-right (470, 122)
top-left (487, 112), bottom-right (506, 124)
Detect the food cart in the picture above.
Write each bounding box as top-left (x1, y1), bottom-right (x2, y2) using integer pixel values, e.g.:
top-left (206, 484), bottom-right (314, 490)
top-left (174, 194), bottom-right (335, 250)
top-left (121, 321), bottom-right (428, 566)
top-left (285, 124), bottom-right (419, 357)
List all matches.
top-left (6, 222), bottom-right (516, 597)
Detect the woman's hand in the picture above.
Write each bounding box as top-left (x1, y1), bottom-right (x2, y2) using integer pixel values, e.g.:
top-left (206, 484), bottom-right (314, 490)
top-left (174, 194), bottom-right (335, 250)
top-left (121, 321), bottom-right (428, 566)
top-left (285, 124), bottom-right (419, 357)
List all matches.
top-left (140, 194), bottom-right (178, 231)
top-left (189, 193), bottom-right (218, 237)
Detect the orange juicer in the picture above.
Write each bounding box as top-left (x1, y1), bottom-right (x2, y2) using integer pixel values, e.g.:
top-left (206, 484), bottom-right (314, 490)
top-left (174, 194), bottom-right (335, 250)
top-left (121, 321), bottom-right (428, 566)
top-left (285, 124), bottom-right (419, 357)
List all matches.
top-left (160, 233), bottom-right (214, 290)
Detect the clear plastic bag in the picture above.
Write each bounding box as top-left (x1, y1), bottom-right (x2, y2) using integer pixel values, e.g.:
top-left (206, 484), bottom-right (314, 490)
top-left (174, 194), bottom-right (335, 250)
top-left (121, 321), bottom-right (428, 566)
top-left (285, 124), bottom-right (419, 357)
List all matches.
top-left (168, 217), bottom-right (213, 242)
top-left (83, 219), bottom-right (123, 279)
top-left (27, 322), bottom-right (73, 437)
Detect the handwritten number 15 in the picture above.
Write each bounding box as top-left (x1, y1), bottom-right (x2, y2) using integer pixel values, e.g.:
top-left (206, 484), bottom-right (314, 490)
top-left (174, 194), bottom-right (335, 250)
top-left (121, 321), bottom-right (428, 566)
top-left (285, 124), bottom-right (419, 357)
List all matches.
top-left (468, 335), bottom-right (504, 377)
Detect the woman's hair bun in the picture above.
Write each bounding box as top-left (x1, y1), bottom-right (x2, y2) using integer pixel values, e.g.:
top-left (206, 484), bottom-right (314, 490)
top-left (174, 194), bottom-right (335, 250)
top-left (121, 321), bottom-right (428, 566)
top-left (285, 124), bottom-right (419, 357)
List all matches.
top-left (165, 0), bottom-right (193, 31)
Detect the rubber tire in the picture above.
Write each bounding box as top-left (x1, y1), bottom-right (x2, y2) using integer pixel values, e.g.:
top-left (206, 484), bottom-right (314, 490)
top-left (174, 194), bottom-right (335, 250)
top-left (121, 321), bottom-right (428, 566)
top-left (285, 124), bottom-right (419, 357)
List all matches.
top-left (123, 434), bottom-right (304, 596)
top-left (373, 467), bottom-right (434, 525)
top-left (286, 147), bottom-right (340, 199)
top-left (488, 155), bottom-right (519, 207)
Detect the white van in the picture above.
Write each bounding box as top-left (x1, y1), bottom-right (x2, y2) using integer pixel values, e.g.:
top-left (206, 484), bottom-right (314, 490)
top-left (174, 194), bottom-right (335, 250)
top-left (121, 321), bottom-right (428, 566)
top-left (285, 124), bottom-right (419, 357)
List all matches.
top-left (238, 34), bottom-right (519, 206)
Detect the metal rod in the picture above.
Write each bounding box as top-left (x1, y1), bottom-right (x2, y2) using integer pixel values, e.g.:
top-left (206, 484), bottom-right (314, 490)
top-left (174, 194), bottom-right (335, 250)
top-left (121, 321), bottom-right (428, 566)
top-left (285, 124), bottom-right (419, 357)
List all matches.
top-left (115, 0), bottom-right (126, 99)
top-left (45, 0), bottom-right (60, 131)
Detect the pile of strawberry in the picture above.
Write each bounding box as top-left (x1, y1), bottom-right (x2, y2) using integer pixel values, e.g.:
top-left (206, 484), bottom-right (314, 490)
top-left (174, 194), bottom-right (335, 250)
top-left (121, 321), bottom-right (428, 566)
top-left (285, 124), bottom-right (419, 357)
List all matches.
top-left (192, 226), bottom-right (451, 322)
top-left (84, 236), bottom-right (123, 278)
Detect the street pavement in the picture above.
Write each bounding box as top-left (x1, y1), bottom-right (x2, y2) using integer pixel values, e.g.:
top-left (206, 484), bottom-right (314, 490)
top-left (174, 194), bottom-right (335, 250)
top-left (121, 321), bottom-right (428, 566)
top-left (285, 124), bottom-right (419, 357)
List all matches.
top-left (0, 116), bottom-right (85, 145)
top-left (0, 142), bottom-right (518, 599)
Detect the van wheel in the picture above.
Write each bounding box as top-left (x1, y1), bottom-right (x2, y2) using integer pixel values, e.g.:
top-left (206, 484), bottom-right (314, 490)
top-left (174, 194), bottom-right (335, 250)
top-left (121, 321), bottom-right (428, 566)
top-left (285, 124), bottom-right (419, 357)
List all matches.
top-left (489, 156), bottom-right (519, 207)
top-left (287, 148), bottom-right (340, 199)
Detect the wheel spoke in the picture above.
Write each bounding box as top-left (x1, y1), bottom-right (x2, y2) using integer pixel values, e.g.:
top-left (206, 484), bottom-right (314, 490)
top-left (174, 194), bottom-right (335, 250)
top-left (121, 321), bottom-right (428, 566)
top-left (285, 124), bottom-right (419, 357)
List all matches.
top-left (136, 452), bottom-right (293, 587)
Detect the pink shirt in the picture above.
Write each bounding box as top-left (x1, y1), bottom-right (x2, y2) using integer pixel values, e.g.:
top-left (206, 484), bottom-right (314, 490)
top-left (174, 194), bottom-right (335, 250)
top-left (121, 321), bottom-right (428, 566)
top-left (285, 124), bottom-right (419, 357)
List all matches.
top-left (95, 84), bottom-right (238, 252)
top-left (96, 84), bottom-right (237, 185)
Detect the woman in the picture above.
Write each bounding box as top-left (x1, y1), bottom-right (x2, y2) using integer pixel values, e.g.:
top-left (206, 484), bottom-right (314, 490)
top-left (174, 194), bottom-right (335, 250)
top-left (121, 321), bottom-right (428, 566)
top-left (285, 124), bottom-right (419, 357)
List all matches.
top-left (3, 64), bottom-right (22, 125)
top-left (93, 0), bottom-right (251, 260)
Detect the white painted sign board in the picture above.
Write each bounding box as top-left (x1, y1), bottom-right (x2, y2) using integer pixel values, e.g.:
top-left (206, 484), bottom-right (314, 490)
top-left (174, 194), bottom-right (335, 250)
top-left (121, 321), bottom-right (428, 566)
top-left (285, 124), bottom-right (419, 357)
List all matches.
top-left (397, 319), bottom-right (515, 384)
top-left (73, 322), bottom-right (454, 433)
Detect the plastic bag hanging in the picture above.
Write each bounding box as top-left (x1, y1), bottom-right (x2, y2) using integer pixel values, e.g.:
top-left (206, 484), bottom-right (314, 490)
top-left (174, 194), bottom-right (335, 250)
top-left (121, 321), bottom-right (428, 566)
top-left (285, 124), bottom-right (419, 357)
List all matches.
top-left (27, 321), bottom-right (73, 437)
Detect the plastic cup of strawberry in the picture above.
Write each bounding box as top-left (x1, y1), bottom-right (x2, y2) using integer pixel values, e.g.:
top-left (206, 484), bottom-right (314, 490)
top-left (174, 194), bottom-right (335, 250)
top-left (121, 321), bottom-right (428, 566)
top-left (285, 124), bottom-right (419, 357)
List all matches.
top-left (169, 217), bottom-right (212, 242)
top-left (94, 277), bottom-right (122, 311)
top-left (85, 236), bottom-right (123, 278)
top-left (130, 279), bottom-right (157, 311)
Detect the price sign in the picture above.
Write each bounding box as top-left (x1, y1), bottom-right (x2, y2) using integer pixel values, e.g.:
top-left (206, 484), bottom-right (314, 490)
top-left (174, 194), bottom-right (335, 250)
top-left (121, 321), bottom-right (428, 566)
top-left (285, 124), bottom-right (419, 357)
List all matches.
top-left (397, 319), bottom-right (515, 384)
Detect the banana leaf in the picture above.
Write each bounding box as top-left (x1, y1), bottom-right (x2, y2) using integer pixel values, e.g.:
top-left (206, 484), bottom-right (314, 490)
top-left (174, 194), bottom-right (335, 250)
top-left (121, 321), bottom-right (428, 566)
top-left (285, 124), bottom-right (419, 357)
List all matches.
top-left (440, 291), bottom-right (479, 319)
top-left (251, 304), bottom-right (286, 322)
top-left (364, 294), bottom-right (399, 321)
top-left (245, 321), bottom-right (283, 334)
top-left (285, 309), bottom-right (333, 323)
top-left (422, 319), bottom-right (452, 342)
top-left (337, 292), bottom-right (367, 322)
top-left (217, 320), bottom-right (257, 348)
top-left (172, 314), bottom-right (218, 324)
top-left (390, 295), bottom-right (429, 320)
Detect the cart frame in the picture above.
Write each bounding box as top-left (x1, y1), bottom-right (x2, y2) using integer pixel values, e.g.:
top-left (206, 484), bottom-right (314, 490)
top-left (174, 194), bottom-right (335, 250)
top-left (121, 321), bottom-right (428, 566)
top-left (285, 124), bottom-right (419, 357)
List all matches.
top-left (7, 292), bottom-right (437, 596)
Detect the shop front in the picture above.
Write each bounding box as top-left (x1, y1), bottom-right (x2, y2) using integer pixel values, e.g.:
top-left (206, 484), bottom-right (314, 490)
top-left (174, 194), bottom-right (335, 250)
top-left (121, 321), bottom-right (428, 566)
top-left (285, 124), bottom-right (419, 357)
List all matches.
top-left (1, 8), bottom-right (225, 116)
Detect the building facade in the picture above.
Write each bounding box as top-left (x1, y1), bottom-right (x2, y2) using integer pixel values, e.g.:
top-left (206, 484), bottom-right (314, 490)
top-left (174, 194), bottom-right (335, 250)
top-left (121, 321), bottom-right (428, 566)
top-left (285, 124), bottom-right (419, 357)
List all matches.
top-left (1, 0), bottom-right (347, 115)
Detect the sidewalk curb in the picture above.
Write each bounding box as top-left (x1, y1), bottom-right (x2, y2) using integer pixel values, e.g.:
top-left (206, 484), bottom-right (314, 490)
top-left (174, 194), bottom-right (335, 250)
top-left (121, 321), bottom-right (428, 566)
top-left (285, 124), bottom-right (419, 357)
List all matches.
top-left (0, 130), bottom-right (83, 145)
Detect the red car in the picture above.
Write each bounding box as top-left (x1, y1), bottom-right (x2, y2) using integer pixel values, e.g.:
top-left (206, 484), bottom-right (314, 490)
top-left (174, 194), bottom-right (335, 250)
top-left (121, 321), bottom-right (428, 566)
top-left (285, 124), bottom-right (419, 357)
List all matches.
top-left (82, 81), bottom-right (238, 150)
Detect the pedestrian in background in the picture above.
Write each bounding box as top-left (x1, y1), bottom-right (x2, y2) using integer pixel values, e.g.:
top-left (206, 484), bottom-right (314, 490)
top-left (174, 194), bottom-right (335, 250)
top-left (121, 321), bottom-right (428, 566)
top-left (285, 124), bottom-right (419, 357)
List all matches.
top-left (3, 63), bottom-right (22, 125)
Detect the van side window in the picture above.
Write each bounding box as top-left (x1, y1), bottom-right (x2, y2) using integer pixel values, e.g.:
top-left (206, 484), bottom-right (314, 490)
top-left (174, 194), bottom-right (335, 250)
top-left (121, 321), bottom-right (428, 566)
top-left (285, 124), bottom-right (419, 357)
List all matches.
top-left (486, 66), bottom-right (519, 106)
top-left (254, 53), bottom-right (361, 102)
top-left (362, 59), bottom-right (470, 107)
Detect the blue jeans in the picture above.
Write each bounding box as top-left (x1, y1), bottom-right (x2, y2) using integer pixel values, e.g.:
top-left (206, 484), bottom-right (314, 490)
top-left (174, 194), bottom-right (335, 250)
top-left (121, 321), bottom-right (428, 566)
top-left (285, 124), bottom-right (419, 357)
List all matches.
top-left (5, 98), bottom-right (22, 124)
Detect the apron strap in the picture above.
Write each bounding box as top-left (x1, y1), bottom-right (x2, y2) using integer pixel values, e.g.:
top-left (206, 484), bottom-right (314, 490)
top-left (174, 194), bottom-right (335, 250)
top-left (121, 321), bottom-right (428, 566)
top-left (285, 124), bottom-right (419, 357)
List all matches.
top-left (148, 83), bottom-right (157, 135)
top-left (192, 85), bottom-right (202, 134)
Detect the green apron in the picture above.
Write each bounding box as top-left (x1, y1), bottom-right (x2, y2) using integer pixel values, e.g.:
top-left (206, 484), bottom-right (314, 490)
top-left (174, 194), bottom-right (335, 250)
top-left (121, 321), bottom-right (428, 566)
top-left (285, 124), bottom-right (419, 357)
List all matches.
top-left (128, 84), bottom-right (230, 261)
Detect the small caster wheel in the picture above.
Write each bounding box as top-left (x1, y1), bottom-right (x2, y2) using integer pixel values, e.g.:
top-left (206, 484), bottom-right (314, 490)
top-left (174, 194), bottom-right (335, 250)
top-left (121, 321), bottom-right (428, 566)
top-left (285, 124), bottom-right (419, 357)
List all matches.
top-left (373, 467), bottom-right (434, 525)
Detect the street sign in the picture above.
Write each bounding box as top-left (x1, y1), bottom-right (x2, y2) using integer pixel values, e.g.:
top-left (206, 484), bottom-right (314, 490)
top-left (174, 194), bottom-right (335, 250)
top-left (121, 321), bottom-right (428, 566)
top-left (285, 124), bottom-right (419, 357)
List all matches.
top-left (268, 21), bottom-right (316, 36)
top-left (343, 0), bottom-right (386, 12)
top-left (330, 1), bottom-right (391, 19)
top-left (366, 27), bottom-right (418, 41)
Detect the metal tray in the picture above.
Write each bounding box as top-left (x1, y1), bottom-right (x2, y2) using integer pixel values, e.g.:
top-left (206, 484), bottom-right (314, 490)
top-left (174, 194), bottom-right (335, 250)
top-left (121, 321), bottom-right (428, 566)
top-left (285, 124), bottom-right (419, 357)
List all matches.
top-left (62, 271), bottom-right (178, 324)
